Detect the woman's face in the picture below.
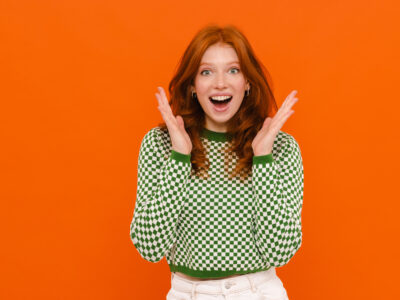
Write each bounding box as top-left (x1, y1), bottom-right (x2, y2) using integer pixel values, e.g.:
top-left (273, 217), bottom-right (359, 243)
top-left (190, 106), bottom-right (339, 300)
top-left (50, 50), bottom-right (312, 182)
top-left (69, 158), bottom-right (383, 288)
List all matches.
top-left (191, 42), bottom-right (249, 133)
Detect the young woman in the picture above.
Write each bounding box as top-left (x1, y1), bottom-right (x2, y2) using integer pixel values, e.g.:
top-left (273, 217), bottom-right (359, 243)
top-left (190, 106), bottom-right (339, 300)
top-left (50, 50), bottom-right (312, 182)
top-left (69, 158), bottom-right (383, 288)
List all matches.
top-left (130, 24), bottom-right (303, 300)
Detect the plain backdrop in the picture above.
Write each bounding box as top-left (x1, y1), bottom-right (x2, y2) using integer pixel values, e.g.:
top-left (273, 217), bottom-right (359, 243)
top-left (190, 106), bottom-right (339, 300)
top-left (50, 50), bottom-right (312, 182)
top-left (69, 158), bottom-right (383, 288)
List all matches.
top-left (1, 0), bottom-right (399, 299)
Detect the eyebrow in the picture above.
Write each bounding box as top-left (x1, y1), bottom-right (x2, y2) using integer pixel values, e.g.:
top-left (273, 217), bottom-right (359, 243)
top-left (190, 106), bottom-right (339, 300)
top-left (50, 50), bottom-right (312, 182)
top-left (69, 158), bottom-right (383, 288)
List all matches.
top-left (200, 61), bottom-right (240, 66)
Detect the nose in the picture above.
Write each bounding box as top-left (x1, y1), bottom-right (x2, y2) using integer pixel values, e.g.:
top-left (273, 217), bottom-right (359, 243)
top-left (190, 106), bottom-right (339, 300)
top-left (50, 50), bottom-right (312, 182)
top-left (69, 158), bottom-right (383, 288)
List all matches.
top-left (214, 73), bottom-right (227, 89)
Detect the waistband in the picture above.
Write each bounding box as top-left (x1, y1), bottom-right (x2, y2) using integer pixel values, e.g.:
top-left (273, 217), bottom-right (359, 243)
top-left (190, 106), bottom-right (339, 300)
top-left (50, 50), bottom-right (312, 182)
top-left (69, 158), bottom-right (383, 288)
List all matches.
top-left (171, 267), bottom-right (276, 296)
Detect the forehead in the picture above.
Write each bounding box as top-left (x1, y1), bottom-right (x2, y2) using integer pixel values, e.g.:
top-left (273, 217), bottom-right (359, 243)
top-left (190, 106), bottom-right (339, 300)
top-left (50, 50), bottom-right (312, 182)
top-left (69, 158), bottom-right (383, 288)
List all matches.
top-left (200, 43), bottom-right (239, 65)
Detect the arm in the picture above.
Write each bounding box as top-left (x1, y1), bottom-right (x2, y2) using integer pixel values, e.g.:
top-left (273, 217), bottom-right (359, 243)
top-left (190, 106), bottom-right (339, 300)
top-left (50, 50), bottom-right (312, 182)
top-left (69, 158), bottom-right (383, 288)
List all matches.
top-left (130, 128), bottom-right (192, 262)
top-left (251, 134), bottom-right (304, 267)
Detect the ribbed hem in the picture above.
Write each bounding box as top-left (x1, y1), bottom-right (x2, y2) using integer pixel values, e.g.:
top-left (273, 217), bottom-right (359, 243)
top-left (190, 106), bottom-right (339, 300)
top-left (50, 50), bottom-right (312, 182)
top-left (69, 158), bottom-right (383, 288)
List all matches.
top-left (170, 150), bottom-right (191, 163)
top-left (252, 154), bottom-right (274, 165)
top-left (169, 264), bottom-right (271, 278)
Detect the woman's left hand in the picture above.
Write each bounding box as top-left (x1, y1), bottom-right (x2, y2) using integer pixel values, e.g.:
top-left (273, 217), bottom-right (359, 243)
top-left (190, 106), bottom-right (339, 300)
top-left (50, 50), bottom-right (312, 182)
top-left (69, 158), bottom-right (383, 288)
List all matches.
top-left (252, 90), bottom-right (299, 156)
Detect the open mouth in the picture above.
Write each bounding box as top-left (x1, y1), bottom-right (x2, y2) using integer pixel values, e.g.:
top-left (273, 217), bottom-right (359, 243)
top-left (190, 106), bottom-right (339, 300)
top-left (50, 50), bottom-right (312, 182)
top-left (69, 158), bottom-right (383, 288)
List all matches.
top-left (209, 96), bottom-right (233, 105)
top-left (209, 96), bottom-right (232, 112)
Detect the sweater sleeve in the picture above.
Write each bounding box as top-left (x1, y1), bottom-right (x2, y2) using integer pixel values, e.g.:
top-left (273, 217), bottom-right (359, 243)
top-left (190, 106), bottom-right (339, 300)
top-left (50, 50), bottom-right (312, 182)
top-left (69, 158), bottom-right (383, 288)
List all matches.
top-left (251, 134), bottom-right (304, 267)
top-left (129, 128), bottom-right (192, 263)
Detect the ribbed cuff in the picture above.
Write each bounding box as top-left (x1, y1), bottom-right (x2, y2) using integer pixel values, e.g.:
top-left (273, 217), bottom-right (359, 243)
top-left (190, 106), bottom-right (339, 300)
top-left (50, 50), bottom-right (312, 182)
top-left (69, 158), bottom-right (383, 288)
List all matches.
top-left (253, 153), bottom-right (274, 165)
top-left (170, 150), bottom-right (191, 164)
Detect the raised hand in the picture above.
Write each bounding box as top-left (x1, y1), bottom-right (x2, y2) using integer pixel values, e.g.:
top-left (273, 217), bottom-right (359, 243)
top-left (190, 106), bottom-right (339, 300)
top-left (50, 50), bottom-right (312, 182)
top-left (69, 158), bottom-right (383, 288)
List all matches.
top-left (155, 87), bottom-right (193, 155)
top-left (252, 90), bottom-right (299, 156)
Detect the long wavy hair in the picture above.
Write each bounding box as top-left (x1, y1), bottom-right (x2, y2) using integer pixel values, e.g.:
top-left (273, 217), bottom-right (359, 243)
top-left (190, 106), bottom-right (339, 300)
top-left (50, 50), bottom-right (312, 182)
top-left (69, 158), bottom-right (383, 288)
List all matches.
top-left (157, 24), bottom-right (278, 182)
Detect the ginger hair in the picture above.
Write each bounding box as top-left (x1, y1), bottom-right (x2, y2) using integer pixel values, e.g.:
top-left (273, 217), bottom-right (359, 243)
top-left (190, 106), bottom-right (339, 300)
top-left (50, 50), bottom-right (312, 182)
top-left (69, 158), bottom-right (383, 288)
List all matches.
top-left (157, 24), bottom-right (278, 182)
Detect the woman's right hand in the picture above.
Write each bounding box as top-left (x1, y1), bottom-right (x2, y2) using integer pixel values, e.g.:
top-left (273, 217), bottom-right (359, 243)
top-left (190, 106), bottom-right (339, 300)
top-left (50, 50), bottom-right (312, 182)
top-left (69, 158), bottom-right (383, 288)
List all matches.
top-left (155, 87), bottom-right (193, 155)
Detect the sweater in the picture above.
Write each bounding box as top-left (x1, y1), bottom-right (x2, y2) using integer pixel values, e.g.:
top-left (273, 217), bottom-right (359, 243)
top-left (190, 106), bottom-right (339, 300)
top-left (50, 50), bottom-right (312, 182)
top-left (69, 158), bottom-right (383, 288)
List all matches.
top-left (130, 126), bottom-right (304, 278)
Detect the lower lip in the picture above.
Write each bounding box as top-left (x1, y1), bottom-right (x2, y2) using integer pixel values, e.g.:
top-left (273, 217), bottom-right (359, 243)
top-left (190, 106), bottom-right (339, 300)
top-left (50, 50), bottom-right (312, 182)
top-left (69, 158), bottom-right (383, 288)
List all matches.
top-left (210, 99), bottom-right (231, 112)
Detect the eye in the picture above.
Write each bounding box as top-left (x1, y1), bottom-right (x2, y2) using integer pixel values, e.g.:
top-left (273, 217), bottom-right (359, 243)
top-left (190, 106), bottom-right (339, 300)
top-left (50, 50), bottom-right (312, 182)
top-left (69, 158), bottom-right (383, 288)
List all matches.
top-left (200, 70), bottom-right (211, 75)
top-left (230, 68), bottom-right (240, 73)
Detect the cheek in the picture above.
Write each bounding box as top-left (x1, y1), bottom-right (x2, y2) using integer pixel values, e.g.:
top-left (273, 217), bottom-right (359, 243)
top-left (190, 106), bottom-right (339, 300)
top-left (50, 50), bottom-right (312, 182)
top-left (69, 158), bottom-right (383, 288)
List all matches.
top-left (234, 79), bottom-right (247, 90)
top-left (194, 80), bottom-right (209, 95)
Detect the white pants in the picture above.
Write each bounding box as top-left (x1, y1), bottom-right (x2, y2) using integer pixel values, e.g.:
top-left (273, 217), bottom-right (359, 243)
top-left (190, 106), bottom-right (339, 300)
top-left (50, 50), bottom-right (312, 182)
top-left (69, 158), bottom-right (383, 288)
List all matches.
top-left (166, 267), bottom-right (289, 300)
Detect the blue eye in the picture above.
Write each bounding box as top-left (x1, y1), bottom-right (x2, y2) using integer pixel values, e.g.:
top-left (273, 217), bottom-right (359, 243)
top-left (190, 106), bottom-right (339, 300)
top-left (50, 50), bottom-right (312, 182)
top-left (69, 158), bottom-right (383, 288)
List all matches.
top-left (200, 68), bottom-right (240, 75)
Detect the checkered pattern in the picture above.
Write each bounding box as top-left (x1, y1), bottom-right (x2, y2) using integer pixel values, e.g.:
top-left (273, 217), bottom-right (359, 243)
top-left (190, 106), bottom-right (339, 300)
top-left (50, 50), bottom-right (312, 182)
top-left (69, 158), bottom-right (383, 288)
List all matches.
top-left (130, 126), bottom-right (304, 278)
top-left (251, 133), bottom-right (304, 266)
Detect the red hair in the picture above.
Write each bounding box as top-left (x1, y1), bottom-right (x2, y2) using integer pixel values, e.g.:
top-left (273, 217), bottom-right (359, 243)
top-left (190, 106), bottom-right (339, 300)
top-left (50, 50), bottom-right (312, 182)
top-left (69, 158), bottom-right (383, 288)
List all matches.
top-left (157, 24), bottom-right (278, 181)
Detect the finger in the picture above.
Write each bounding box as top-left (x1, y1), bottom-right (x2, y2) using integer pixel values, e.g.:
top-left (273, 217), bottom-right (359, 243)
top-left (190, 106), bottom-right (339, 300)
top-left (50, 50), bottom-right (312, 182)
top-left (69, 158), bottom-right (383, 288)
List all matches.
top-left (157, 89), bottom-right (171, 115)
top-left (278, 93), bottom-right (298, 119)
top-left (156, 92), bottom-right (171, 117)
top-left (288, 90), bottom-right (298, 99)
top-left (284, 97), bottom-right (298, 112)
top-left (157, 87), bottom-right (166, 106)
top-left (176, 115), bottom-right (183, 128)
top-left (263, 117), bottom-right (272, 130)
top-left (263, 117), bottom-right (272, 126)
top-left (275, 100), bottom-right (289, 120)
top-left (157, 87), bottom-right (180, 132)
top-left (158, 87), bottom-right (174, 114)
top-left (157, 99), bottom-right (178, 129)
top-left (155, 88), bottom-right (172, 122)
top-left (156, 92), bottom-right (169, 116)
top-left (158, 106), bottom-right (177, 130)
top-left (155, 93), bottom-right (161, 105)
top-left (282, 90), bottom-right (298, 109)
top-left (274, 110), bottom-right (295, 131)
top-left (286, 97), bottom-right (299, 112)
top-left (156, 87), bottom-right (166, 106)
top-left (156, 93), bottom-right (168, 115)
top-left (276, 91), bottom-right (295, 118)
top-left (159, 87), bottom-right (169, 106)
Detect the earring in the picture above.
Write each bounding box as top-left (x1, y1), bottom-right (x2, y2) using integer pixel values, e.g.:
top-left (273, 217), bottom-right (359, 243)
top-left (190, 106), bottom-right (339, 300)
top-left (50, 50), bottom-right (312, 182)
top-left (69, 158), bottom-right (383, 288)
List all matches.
top-left (245, 88), bottom-right (250, 97)
top-left (192, 91), bottom-right (197, 100)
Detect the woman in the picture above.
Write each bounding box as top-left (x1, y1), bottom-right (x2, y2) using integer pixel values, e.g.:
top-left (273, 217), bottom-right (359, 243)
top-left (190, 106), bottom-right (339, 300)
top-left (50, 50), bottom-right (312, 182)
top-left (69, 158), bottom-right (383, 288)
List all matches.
top-left (130, 24), bottom-right (303, 300)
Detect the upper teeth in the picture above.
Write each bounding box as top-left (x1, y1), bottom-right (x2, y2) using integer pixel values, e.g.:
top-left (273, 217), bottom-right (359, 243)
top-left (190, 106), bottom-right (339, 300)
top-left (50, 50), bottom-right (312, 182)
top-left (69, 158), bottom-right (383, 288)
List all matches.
top-left (210, 96), bottom-right (232, 101)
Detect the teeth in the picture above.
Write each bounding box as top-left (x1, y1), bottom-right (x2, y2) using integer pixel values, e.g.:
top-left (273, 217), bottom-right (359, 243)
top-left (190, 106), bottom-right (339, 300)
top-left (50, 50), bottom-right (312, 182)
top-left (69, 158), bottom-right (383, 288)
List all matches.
top-left (210, 96), bottom-right (232, 101)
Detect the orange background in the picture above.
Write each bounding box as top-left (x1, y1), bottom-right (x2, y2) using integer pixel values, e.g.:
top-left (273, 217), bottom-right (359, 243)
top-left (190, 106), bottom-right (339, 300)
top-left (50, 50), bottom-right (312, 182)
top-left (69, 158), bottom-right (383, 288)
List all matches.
top-left (1, 0), bottom-right (399, 299)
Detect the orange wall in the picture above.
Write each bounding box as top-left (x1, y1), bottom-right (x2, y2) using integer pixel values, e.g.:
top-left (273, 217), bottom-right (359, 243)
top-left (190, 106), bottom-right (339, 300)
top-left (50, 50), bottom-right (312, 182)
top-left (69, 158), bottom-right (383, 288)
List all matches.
top-left (1, 0), bottom-right (399, 299)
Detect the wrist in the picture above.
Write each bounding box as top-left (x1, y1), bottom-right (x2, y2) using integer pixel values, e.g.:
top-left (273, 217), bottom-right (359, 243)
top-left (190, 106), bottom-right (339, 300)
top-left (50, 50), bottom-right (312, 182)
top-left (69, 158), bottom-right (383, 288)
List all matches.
top-left (171, 148), bottom-right (191, 156)
top-left (253, 149), bottom-right (272, 156)
top-left (253, 153), bottom-right (272, 157)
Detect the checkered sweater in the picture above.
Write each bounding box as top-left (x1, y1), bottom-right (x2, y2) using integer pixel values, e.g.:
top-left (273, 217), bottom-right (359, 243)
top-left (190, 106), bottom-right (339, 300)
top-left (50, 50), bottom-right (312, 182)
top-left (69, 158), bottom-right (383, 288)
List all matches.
top-left (130, 126), bottom-right (304, 278)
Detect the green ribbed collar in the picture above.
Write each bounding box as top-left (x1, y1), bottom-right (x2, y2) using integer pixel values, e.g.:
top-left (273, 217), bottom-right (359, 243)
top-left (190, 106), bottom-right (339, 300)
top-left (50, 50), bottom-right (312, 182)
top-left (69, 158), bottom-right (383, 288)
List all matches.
top-left (200, 128), bottom-right (233, 142)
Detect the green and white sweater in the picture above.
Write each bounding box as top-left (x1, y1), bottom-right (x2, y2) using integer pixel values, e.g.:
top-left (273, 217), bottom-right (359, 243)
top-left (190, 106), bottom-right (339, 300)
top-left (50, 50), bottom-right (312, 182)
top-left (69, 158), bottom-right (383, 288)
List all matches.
top-left (130, 126), bottom-right (304, 278)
